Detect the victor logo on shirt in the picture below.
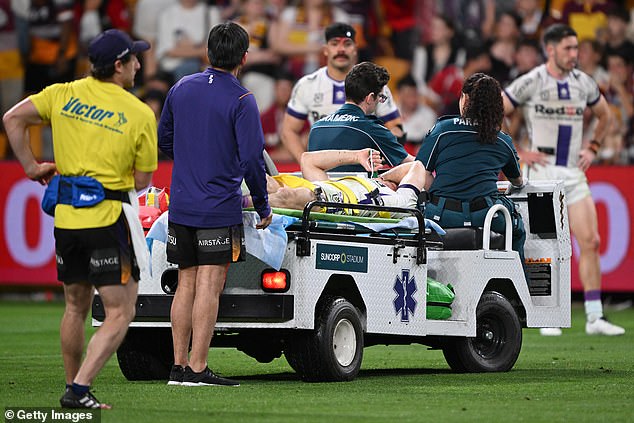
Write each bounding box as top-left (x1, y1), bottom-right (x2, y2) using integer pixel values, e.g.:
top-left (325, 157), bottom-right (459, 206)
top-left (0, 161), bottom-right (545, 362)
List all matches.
top-left (62, 97), bottom-right (115, 122)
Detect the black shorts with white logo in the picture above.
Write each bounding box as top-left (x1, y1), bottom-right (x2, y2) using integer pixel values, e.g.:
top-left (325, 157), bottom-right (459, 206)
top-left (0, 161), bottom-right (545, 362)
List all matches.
top-left (166, 222), bottom-right (245, 268)
top-left (54, 212), bottom-right (139, 286)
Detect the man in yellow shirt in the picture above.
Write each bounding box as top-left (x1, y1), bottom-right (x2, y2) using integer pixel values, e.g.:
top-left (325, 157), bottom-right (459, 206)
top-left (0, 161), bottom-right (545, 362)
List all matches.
top-left (3, 29), bottom-right (157, 409)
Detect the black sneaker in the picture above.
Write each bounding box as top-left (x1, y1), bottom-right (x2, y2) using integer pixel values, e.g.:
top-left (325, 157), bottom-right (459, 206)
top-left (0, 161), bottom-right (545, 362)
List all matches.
top-left (167, 365), bottom-right (185, 385)
top-left (182, 366), bottom-right (240, 387)
top-left (60, 388), bottom-right (111, 409)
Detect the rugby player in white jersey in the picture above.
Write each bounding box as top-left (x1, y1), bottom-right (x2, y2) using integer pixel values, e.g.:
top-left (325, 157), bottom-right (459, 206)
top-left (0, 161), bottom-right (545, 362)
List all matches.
top-left (503, 24), bottom-right (624, 336)
top-left (281, 22), bottom-right (404, 163)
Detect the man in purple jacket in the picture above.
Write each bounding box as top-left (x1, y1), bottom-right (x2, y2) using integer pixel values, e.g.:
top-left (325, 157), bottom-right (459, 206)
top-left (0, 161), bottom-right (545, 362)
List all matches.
top-left (158, 22), bottom-right (272, 387)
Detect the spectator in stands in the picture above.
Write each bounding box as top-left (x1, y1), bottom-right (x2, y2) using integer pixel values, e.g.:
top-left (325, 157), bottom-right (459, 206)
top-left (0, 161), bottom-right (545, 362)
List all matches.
top-left (234, 0), bottom-right (281, 111)
top-left (265, 0), bottom-right (287, 20)
top-left (260, 70), bottom-right (306, 162)
top-left (425, 44), bottom-right (492, 115)
top-left (604, 6), bottom-right (634, 61)
top-left (516, 0), bottom-right (546, 39)
top-left (396, 74), bottom-right (437, 153)
top-left (133, 0), bottom-right (178, 80)
top-left (437, 0), bottom-right (496, 44)
top-left (375, 0), bottom-right (417, 61)
top-left (11, 0), bottom-right (29, 65)
top-left (155, 0), bottom-right (208, 82)
top-left (270, 0), bottom-right (349, 78)
top-left (488, 10), bottom-right (522, 86)
top-left (577, 39), bottom-right (609, 91)
top-left (77, 0), bottom-right (132, 47)
top-left (24, 0), bottom-right (78, 95)
top-left (509, 38), bottom-right (543, 80)
top-left (604, 48), bottom-right (634, 164)
top-left (207, 0), bottom-right (241, 22)
top-left (412, 14), bottom-right (465, 88)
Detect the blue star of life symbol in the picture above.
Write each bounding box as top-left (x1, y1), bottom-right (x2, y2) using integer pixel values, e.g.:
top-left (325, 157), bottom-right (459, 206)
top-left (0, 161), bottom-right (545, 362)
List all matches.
top-left (393, 269), bottom-right (417, 322)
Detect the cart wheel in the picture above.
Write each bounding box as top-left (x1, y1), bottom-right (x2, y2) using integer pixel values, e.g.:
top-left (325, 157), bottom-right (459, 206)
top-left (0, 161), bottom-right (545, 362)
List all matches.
top-left (285, 296), bottom-right (363, 382)
top-left (443, 291), bottom-right (522, 372)
top-left (117, 328), bottom-right (174, 380)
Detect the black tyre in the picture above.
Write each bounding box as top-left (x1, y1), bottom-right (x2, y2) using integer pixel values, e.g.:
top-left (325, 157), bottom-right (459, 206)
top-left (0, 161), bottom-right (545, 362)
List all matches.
top-left (443, 291), bottom-right (522, 372)
top-left (117, 328), bottom-right (174, 380)
top-left (285, 296), bottom-right (364, 382)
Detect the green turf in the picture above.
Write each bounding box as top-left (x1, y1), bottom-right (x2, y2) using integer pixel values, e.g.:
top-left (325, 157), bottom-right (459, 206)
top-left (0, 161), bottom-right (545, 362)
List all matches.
top-left (1, 301), bottom-right (633, 422)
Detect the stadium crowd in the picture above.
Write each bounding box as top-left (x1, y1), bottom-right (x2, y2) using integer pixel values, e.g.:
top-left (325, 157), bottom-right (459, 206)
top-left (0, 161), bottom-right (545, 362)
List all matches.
top-left (1, 0), bottom-right (633, 166)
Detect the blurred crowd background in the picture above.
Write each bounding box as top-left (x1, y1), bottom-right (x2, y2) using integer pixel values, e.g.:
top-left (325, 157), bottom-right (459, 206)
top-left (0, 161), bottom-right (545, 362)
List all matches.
top-left (0, 0), bottom-right (633, 166)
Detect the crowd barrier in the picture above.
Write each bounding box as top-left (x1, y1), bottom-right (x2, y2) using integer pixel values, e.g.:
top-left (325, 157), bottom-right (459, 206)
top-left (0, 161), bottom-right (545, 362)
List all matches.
top-left (0, 161), bottom-right (632, 292)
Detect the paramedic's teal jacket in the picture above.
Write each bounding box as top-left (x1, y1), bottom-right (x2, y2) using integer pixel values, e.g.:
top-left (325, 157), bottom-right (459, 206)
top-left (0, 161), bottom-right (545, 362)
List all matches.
top-left (307, 103), bottom-right (408, 172)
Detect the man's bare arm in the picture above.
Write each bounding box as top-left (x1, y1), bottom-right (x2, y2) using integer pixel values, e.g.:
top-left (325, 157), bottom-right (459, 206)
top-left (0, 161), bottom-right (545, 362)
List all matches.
top-left (589, 95), bottom-right (611, 146)
top-left (578, 95), bottom-right (612, 172)
top-left (280, 113), bottom-right (309, 163)
top-left (134, 170), bottom-right (154, 192)
top-left (3, 98), bottom-right (56, 185)
top-left (301, 149), bottom-right (382, 181)
top-left (378, 161), bottom-right (416, 185)
top-left (502, 91), bottom-right (548, 168)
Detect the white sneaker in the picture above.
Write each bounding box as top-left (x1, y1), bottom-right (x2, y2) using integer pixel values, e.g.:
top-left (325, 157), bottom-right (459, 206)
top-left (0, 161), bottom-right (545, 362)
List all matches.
top-left (586, 318), bottom-right (625, 336)
top-left (540, 327), bottom-right (562, 336)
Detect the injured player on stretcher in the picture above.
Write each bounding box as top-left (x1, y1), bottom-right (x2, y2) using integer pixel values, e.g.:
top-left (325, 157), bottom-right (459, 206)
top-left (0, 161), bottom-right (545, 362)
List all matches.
top-left (243, 149), bottom-right (427, 218)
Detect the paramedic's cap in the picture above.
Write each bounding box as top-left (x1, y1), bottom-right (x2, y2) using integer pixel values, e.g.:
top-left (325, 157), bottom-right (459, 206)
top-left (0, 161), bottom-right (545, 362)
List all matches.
top-left (325, 23), bottom-right (356, 43)
top-left (89, 29), bottom-right (150, 67)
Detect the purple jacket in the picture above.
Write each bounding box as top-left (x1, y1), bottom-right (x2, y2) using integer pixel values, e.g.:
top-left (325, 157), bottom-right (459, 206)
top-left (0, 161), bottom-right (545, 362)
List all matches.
top-left (158, 68), bottom-right (270, 227)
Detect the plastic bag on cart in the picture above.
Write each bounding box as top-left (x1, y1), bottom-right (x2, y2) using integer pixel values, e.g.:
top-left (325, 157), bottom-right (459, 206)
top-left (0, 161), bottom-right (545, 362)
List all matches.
top-left (426, 277), bottom-right (455, 320)
top-left (243, 212), bottom-right (298, 270)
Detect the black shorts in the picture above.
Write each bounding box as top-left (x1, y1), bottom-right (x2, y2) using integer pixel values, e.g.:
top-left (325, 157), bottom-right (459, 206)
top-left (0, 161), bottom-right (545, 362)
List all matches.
top-left (54, 213), bottom-right (139, 286)
top-left (166, 222), bottom-right (245, 268)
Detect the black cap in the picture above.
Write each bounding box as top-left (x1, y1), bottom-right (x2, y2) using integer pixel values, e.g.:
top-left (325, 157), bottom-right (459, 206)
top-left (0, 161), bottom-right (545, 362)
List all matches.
top-left (325, 23), bottom-right (356, 43)
top-left (88, 29), bottom-right (150, 67)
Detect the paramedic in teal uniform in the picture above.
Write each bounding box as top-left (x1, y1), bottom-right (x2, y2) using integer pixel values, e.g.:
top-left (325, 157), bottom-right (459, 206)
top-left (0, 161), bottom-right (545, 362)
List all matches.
top-left (308, 61), bottom-right (414, 173)
top-left (416, 73), bottom-right (526, 261)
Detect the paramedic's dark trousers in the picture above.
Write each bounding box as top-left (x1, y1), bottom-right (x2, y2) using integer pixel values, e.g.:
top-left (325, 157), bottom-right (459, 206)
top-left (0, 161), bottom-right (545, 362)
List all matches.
top-left (425, 195), bottom-right (527, 266)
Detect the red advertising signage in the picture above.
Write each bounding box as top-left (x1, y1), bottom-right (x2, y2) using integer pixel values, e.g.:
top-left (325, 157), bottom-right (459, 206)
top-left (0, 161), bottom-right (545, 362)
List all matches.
top-left (0, 162), bottom-right (632, 291)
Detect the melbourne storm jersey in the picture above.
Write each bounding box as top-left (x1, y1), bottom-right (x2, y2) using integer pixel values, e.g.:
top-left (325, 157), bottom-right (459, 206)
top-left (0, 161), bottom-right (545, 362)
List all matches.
top-left (504, 64), bottom-right (601, 168)
top-left (286, 66), bottom-right (400, 125)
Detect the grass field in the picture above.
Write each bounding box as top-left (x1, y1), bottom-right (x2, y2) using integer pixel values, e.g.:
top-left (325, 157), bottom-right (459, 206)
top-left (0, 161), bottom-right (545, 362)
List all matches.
top-left (1, 301), bottom-right (633, 423)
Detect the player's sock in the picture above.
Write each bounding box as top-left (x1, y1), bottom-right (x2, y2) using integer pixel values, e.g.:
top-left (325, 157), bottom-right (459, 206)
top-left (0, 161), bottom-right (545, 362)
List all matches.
top-left (71, 383), bottom-right (90, 397)
top-left (584, 290), bottom-right (603, 323)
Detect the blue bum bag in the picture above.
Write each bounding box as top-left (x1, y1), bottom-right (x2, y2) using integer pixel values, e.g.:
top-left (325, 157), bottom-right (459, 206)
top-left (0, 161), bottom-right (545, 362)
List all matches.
top-left (42, 175), bottom-right (129, 216)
